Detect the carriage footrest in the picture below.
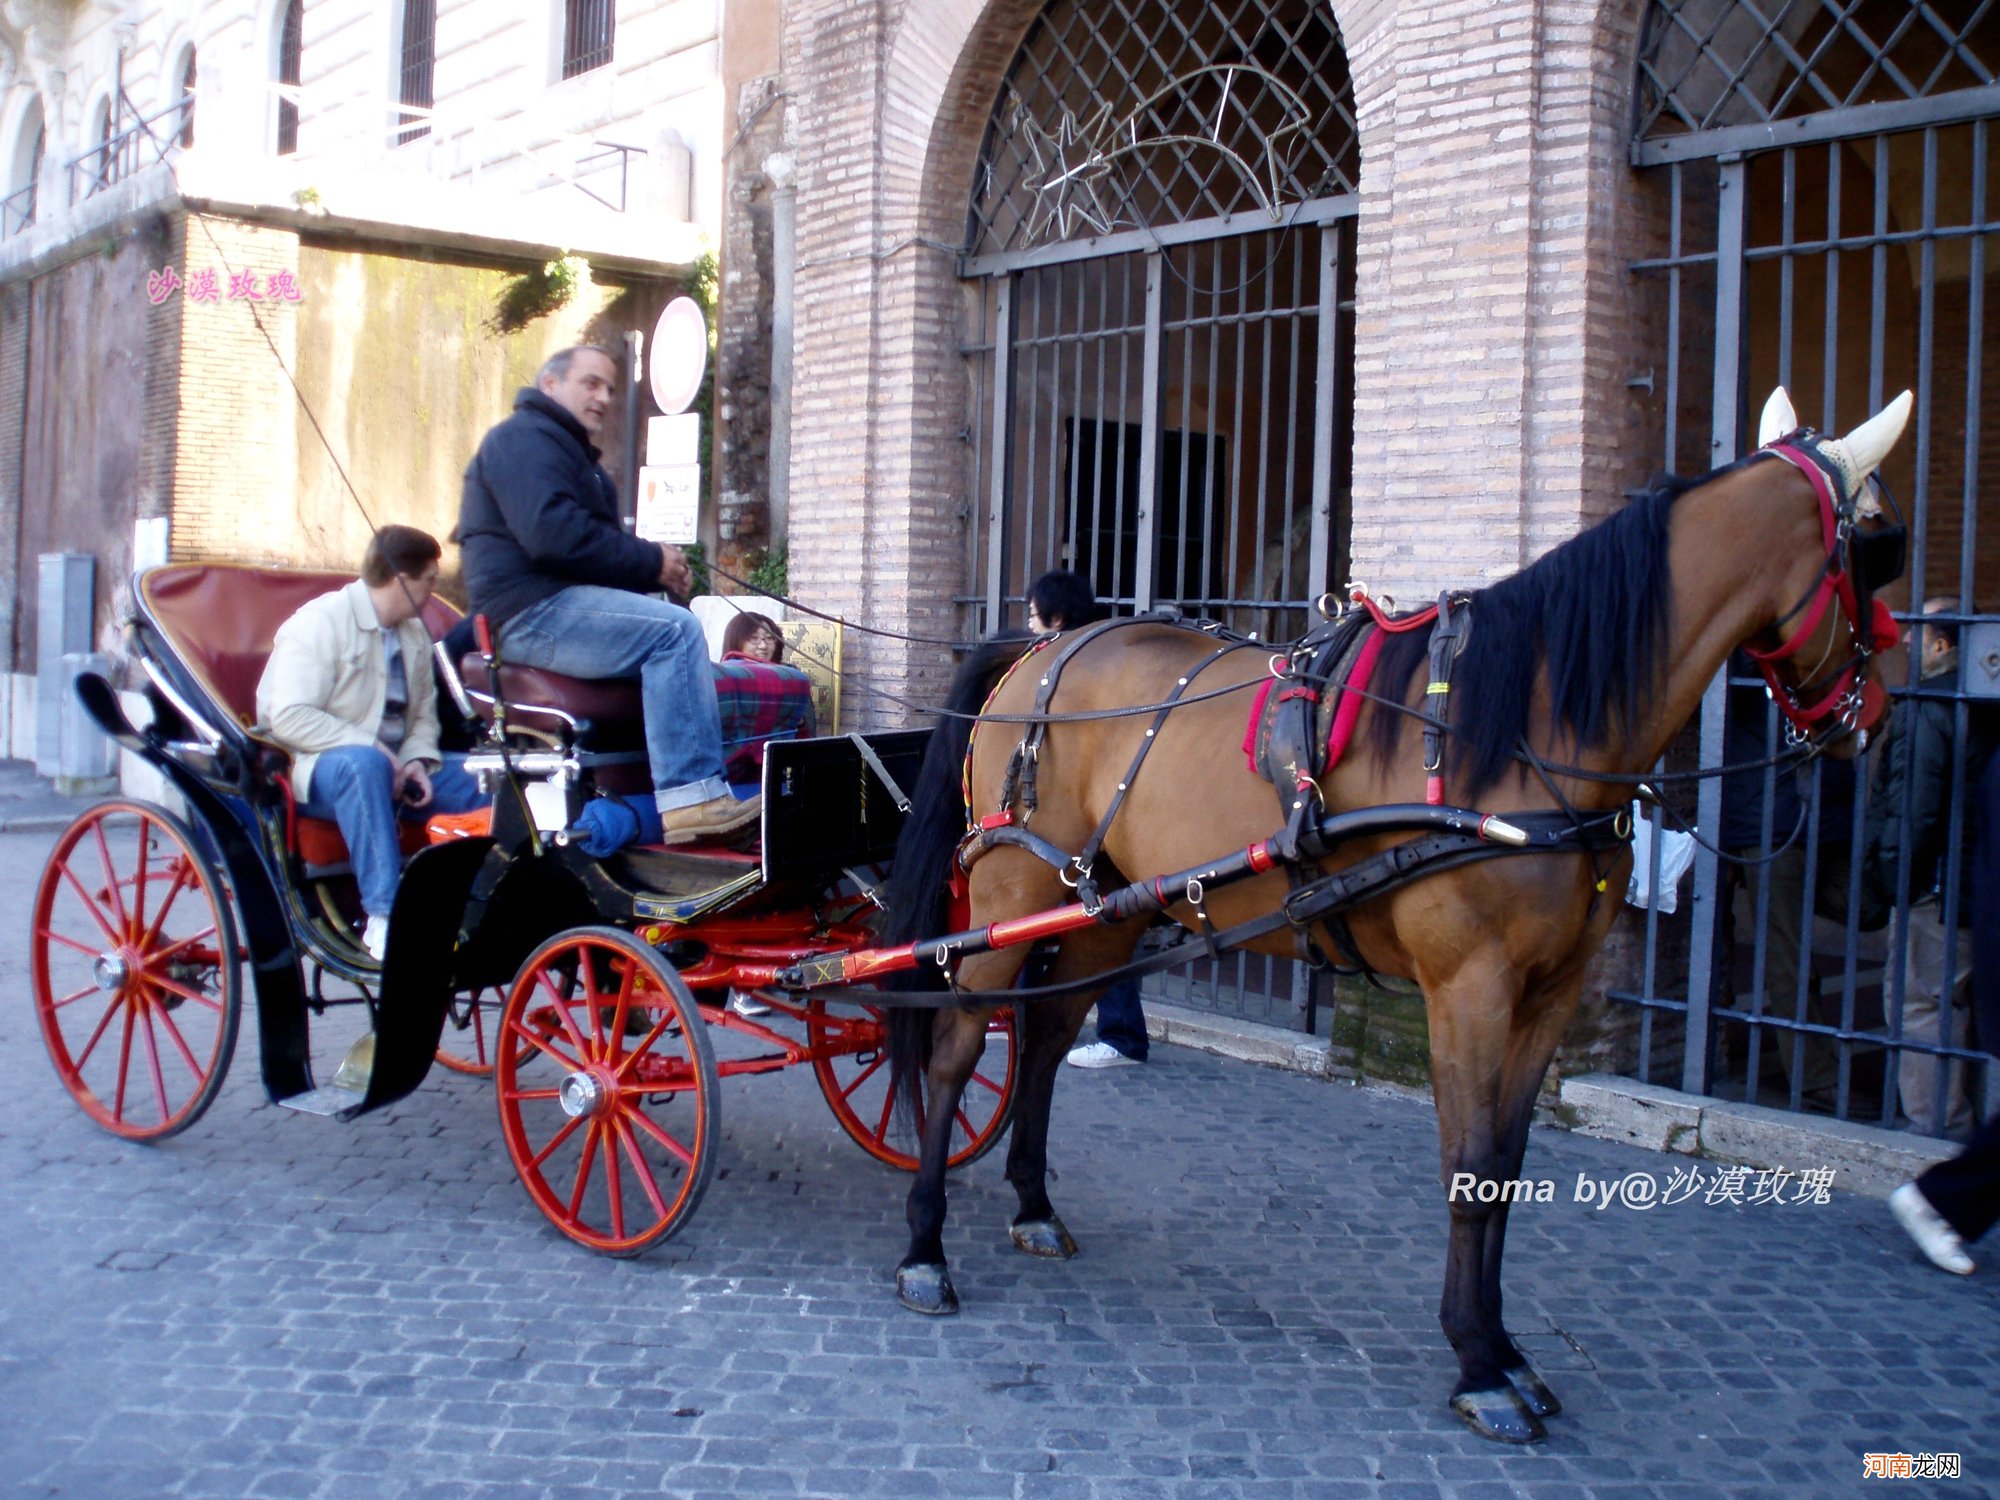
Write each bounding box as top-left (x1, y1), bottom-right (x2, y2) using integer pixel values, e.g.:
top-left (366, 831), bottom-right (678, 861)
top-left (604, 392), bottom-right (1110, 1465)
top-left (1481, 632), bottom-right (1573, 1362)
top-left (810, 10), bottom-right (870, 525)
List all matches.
top-left (275, 1084), bottom-right (369, 1117)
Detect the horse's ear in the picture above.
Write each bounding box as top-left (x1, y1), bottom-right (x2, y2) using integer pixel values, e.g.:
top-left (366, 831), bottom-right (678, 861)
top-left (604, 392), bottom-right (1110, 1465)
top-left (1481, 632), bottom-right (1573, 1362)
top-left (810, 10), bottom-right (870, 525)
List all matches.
top-left (1837, 389), bottom-right (1915, 477)
top-left (1756, 387), bottom-right (1798, 446)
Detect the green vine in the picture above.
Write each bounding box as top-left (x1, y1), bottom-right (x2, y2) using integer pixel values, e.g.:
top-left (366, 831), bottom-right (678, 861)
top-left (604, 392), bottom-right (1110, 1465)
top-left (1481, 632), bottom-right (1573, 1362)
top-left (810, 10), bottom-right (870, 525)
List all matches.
top-left (746, 546), bottom-right (787, 600)
top-left (490, 254), bottom-right (591, 336)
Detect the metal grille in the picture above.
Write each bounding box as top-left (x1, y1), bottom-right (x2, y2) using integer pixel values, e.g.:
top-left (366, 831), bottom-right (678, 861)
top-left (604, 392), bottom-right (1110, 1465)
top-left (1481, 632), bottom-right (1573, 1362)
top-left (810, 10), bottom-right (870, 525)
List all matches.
top-left (961, 221), bottom-right (1353, 638)
top-left (1635, 0), bottom-right (1999, 153)
top-left (277, 0), bottom-right (303, 157)
top-left (1621, 111), bottom-right (2000, 1136)
top-left (967, 0), bottom-right (1358, 256)
top-left (563, 0), bottom-right (616, 80)
top-left (398, 0), bottom-right (436, 145)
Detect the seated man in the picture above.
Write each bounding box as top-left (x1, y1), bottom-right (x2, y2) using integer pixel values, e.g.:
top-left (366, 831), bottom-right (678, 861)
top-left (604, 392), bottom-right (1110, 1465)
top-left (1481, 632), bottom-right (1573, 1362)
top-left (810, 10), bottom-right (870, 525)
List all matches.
top-left (255, 526), bottom-right (488, 961)
top-left (456, 344), bottom-right (757, 843)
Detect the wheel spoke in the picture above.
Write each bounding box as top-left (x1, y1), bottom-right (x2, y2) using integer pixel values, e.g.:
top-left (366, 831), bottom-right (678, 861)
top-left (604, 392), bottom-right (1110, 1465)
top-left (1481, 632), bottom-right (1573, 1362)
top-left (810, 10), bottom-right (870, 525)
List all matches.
top-left (537, 968), bottom-right (594, 1058)
top-left (605, 961), bottom-right (638, 1064)
top-left (140, 860), bottom-right (199, 950)
top-left (967, 1067), bottom-right (1007, 1100)
top-left (872, 1083), bottom-right (899, 1145)
top-left (138, 1004), bottom-right (172, 1125)
top-left (527, 1111), bottom-right (586, 1171)
top-left (130, 821), bottom-right (152, 936)
top-left (148, 923), bottom-right (220, 965)
top-left (71, 991), bottom-right (128, 1071)
top-left (506, 1014), bottom-right (583, 1072)
top-left (111, 1002), bottom-right (138, 1123)
top-left (91, 821), bottom-right (130, 932)
top-left (611, 1112), bottom-right (671, 1219)
top-left (602, 1120), bottom-right (626, 1241)
top-left (567, 1123), bottom-right (603, 1218)
top-left (48, 981), bottom-right (101, 1011)
top-left (59, 863), bottom-right (122, 945)
top-left (143, 970), bottom-right (223, 1013)
top-left (837, 1051), bottom-right (888, 1104)
top-left (37, 925), bottom-right (101, 958)
top-left (614, 1011), bottom-right (685, 1078)
top-left (144, 990), bottom-right (208, 1081)
top-left (623, 1102), bottom-right (696, 1168)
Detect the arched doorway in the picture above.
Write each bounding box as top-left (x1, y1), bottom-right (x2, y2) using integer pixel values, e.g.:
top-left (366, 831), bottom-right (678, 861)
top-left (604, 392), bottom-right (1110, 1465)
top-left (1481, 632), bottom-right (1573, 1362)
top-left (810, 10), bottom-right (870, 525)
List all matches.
top-left (1624, 0), bottom-right (2000, 1133)
top-left (958, 0), bottom-right (1360, 1027)
top-left (960, 0), bottom-right (1359, 646)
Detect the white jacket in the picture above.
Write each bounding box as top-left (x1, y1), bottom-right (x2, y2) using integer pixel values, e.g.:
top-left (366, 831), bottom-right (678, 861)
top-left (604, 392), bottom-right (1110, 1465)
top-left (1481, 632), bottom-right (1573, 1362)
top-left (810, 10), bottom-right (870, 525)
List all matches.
top-left (254, 580), bottom-right (442, 801)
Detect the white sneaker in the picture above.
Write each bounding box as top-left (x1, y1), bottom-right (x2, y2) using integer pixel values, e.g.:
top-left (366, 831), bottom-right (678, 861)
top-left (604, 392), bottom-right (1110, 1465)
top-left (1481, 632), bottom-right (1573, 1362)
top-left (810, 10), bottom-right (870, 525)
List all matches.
top-left (1889, 1182), bottom-right (1975, 1275)
top-left (727, 989), bottom-right (771, 1018)
top-left (1066, 1040), bottom-right (1140, 1069)
top-left (361, 915), bottom-right (389, 962)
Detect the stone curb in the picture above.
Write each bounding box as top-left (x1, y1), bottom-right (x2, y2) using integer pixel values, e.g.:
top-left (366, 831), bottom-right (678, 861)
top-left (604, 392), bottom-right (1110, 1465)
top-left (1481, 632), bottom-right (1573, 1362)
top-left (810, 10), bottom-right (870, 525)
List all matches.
top-left (1140, 1004), bottom-right (1961, 1202)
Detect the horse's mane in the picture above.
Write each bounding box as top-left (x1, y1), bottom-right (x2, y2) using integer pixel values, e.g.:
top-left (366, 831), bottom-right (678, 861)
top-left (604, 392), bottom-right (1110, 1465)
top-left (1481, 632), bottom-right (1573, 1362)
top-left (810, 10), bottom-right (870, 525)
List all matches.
top-left (1366, 467), bottom-right (1724, 798)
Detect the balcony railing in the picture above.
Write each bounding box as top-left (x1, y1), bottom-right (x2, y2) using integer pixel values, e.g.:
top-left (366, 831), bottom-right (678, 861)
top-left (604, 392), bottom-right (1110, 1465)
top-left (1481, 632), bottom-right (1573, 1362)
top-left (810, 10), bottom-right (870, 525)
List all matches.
top-left (1, 180), bottom-right (34, 239)
top-left (68, 93), bottom-right (193, 205)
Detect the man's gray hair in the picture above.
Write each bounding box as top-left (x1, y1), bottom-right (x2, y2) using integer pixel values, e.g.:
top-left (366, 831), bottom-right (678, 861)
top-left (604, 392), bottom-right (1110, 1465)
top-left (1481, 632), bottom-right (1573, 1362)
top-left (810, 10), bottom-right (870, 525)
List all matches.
top-left (537, 345), bottom-right (616, 385)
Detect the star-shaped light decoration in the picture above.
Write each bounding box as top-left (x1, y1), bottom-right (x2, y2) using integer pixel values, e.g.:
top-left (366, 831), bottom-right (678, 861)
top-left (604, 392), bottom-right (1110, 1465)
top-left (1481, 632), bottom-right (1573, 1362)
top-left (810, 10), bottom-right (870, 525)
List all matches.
top-left (1011, 93), bottom-right (1123, 244)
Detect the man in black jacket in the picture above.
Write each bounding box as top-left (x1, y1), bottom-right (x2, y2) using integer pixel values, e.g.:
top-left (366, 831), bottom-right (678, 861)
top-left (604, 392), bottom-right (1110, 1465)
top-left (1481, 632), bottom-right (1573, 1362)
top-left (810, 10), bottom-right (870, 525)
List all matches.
top-left (458, 345), bottom-right (756, 841)
top-left (1868, 599), bottom-right (1982, 1136)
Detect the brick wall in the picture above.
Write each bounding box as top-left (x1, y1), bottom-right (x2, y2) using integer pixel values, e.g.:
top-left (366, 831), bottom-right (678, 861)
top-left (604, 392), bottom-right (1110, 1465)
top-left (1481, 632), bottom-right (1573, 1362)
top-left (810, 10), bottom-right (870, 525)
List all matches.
top-left (171, 216), bottom-right (303, 565)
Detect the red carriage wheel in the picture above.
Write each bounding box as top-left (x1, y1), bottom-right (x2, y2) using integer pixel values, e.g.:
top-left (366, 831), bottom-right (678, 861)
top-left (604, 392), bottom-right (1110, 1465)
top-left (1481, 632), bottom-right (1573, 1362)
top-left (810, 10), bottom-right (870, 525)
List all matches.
top-left (31, 800), bottom-right (242, 1141)
top-left (434, 987), bottom-right (500, 1076)
top-left (495, 927), bottom-right (719, 1255)
top-left (807, 999), bottom-right (1018, 1171)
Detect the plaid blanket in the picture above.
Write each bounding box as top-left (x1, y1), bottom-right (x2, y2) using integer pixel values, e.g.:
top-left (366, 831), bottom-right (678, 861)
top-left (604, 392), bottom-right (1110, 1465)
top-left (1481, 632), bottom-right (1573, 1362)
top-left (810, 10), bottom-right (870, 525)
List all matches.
top-left (714, 656), bottom-right (818, 782)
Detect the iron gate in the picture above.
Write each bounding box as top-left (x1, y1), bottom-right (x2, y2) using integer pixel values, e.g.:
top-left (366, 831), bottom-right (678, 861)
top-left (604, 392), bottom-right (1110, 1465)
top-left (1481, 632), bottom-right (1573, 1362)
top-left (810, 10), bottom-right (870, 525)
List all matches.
top-left (1620, 0), bottom-right (2000, 1136)
top-left (957, 0), bottom-right (1360, 1028)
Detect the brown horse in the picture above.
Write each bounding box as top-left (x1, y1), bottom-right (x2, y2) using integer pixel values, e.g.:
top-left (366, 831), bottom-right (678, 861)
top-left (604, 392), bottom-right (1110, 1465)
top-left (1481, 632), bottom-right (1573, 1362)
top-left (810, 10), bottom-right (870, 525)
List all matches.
top-left (880, 387), bottom-right (1914, 1443)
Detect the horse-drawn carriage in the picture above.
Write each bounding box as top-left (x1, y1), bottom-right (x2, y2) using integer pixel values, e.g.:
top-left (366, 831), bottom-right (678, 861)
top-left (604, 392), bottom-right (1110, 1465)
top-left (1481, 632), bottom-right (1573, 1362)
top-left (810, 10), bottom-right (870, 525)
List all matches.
top-left (29, 386), bottom-right (1918, 1443)
top-left (30, 562), bottom-right (1018, 1255)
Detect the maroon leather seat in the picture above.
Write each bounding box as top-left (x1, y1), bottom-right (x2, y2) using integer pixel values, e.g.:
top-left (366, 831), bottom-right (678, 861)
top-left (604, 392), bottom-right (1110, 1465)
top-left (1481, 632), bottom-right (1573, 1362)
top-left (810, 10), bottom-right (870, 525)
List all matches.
top-left (456, 658), bottom-right (644, 726)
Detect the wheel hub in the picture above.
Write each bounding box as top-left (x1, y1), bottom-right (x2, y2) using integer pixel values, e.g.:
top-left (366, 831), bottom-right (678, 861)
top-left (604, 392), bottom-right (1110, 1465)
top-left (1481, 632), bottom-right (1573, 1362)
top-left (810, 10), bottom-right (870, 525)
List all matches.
top-left (93, 951), bottom-right (131, 993)
top-left (559, 1070), bottom-right (611, 1119)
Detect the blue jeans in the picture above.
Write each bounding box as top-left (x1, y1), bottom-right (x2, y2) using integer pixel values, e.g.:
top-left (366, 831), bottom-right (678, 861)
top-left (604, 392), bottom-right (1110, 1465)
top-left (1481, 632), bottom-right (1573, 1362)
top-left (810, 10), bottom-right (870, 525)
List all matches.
top-left (1094, 978), bottom-right (1149, 1061)
top-left (299, 748), bottom-right (488, 917)
top-left (499, 586), bottom-right (729, 811)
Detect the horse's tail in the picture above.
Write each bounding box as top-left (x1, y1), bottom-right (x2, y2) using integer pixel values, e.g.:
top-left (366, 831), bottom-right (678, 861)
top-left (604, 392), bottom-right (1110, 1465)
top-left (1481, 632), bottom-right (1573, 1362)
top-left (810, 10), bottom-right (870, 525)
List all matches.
top-left (883, 634), bottom-right (1033, 1123)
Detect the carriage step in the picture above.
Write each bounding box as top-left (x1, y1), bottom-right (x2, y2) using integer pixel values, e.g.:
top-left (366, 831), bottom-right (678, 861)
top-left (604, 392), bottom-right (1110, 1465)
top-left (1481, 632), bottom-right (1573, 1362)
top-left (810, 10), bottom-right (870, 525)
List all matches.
top-left (276, 1084), bottom-right (369, 1117)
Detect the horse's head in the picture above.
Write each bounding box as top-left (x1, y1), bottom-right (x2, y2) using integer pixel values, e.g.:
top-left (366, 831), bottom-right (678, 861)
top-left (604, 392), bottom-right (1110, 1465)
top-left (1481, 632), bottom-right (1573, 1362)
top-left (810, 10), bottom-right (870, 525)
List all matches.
top-left (1740, 385), bottom-right (1913, 757)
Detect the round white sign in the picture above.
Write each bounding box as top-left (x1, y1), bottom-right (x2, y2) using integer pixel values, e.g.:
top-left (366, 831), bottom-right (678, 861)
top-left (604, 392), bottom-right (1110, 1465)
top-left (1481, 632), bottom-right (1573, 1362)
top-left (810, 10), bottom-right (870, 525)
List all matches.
top-left (649, 296), bottom-right (708, 415)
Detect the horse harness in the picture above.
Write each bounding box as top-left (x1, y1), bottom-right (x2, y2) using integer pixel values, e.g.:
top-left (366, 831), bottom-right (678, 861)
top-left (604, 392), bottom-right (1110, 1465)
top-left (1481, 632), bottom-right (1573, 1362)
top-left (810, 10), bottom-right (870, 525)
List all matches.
top-left (956, 611), bottom-right (1631, 988)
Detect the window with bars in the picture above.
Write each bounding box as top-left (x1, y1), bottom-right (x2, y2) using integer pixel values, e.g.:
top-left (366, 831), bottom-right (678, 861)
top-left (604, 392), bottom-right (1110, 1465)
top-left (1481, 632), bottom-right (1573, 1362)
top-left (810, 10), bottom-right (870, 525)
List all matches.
top-left (1634, 0), bottom-right (1998, 147)
top-left (398, 0), bottom-right (436, 145)
top-left (277, 0), bottom-right (303, 155)
top-left (966, 0), bottom-right (1357, 255)
top-left (562, 0), bottom-right (616, 80)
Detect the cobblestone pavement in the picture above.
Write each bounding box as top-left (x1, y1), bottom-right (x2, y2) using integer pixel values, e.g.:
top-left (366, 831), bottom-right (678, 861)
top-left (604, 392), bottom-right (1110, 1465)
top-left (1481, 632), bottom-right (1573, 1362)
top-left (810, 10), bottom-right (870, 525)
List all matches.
top-left (2, 819), bottom-right (1996, 1500)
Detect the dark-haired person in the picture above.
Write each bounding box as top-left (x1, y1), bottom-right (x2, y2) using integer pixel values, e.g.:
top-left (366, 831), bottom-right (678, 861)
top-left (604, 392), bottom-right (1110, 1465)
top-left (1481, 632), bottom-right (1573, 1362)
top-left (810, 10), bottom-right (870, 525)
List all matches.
top-left (256, 526), bottom-right (487, 961)
top-left (457, 344), bottom-right (757, 844)
top-left (1025, 569), bottom-right (1152, 1069)
top-left (721, 610), bottom-right (784, 662)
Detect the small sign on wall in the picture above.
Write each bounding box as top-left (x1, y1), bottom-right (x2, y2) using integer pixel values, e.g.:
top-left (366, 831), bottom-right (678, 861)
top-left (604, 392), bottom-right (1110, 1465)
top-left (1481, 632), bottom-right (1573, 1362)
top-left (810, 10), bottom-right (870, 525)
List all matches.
top-left (635, 464), bottom-right (701, 544)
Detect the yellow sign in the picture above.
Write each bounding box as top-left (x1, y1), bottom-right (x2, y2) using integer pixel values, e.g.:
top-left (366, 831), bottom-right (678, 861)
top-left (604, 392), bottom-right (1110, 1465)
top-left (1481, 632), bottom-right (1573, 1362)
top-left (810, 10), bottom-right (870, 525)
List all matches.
top-left (780, 619), bottom-right (841, 734)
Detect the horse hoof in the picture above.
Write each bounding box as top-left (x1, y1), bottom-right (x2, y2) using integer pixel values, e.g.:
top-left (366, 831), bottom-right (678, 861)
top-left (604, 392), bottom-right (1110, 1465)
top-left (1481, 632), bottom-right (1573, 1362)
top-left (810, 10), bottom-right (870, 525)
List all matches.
top-left (1009, 1217), bottom-right (1079, 1258)
top-left (896, 1263), bottom-right (959, 1316)
top-left (1503, 1363), bottom-right (1562, 1419)
top-left (1449, 1386), bottom-right (1546, 1444)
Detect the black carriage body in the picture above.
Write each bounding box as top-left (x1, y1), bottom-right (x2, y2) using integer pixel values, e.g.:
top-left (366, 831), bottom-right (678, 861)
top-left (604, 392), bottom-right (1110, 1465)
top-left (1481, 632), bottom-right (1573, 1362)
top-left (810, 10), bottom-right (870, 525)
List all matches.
top-left (74, 563), bottom-right (932, 1119)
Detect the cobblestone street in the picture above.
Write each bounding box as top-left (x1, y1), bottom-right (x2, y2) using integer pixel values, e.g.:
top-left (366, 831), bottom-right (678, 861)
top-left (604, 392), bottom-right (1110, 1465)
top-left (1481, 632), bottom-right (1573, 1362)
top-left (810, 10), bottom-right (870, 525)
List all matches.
top-left (1, 817), bottom-right (1996, 1499)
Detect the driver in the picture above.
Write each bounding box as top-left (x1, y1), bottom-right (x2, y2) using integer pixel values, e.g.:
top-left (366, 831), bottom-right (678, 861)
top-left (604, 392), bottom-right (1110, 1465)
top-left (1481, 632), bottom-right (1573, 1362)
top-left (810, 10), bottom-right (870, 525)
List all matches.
top-left (455, 345), bottom-right (758, 844)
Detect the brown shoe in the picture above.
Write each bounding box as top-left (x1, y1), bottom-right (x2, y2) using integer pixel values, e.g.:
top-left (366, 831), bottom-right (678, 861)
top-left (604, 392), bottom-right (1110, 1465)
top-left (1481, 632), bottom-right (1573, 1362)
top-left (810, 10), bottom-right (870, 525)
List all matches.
top-left (658, 792), bottom-right (762, 845)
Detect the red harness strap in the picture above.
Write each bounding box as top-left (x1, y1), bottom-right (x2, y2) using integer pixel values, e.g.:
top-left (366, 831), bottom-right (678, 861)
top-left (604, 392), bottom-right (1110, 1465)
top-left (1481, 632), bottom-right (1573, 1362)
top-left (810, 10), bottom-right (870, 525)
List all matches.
top-left (1740, 444), bottom-right (1895, 738)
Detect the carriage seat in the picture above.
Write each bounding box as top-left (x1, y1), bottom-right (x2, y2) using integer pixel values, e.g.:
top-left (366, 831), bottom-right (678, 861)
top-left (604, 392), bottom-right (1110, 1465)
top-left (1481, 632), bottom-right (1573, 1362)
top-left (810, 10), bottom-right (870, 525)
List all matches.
top-left (455, 657), bottom-right (645, 736)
